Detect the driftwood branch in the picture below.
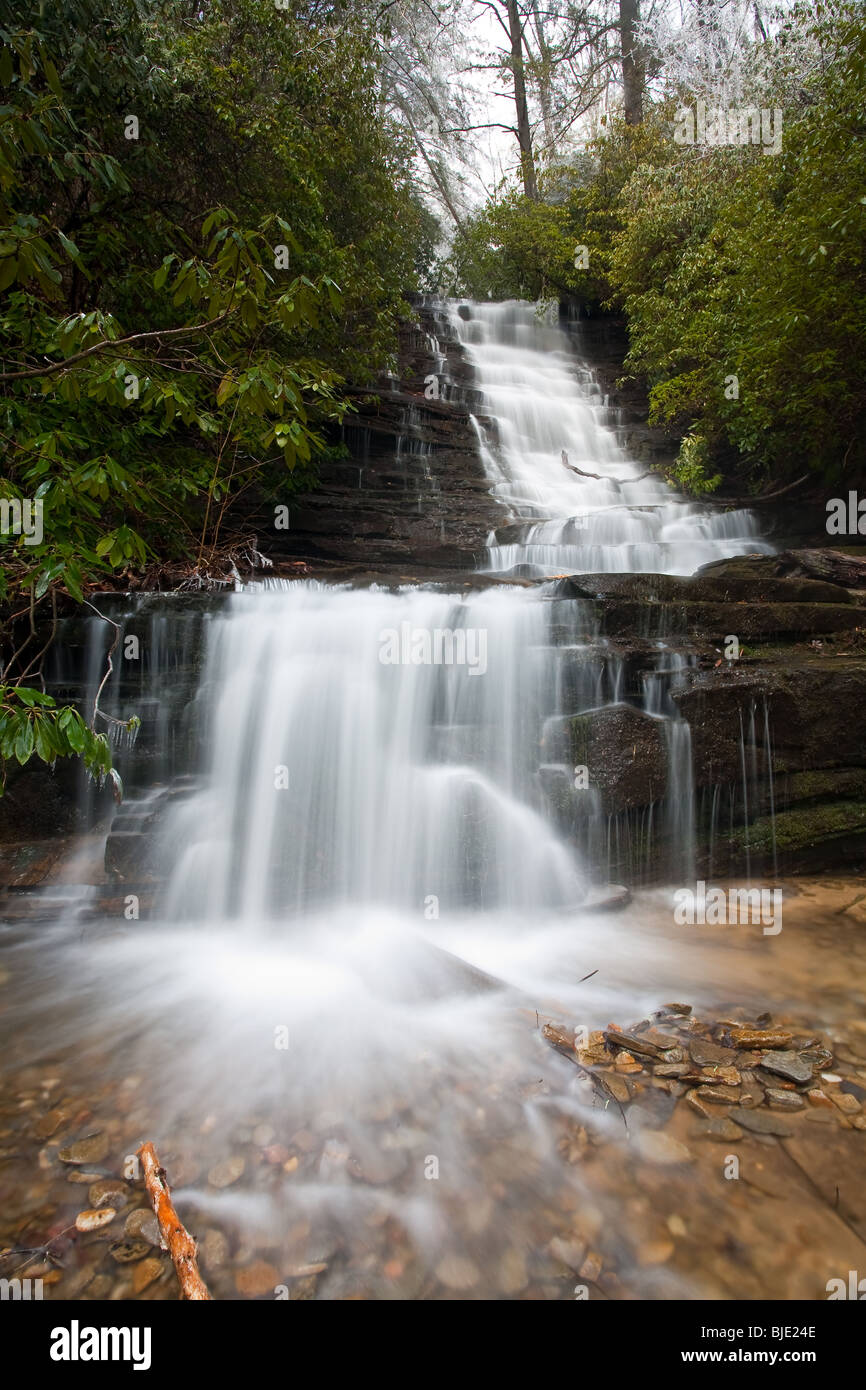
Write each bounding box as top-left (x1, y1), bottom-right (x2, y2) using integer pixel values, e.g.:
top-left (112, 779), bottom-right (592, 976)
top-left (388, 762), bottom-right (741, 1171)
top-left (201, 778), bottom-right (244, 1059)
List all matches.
top-left (137, 1141), bottom-right (212, 1300)
top-left (561, 449), bottom-right (655, 485)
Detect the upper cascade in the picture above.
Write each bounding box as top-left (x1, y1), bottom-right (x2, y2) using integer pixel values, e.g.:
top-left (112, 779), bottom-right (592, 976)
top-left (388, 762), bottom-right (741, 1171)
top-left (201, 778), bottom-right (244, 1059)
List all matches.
top-left (447, 299), bottom-right (774, 577)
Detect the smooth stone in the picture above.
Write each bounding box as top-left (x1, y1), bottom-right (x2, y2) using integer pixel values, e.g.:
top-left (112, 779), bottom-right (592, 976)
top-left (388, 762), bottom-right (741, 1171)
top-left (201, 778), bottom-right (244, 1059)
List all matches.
top-left (124, 1208), bottom-right (161, 1246)
top-left (132, 1258), bottom-right (163, 1294)
top-left (830, 1091), bottom-right (861, 1114)
top-left (75, 1207), bottom-right (118, 1232)
top-left (701, 1117), bottom-right (744, 1141)
top-left (730, 1107), bottom-right (795, 1137)
top-left (88, 1179), bottom-right (129, 1209)
top-left (110, 1239), bottom-right (152, 1264)
top-left (654, 1063), bottom-right (689, 1078)
top-left (59, 1133), bottom-right (109, 1165)
top-left (207, 1155), bottom-right (245, 1188)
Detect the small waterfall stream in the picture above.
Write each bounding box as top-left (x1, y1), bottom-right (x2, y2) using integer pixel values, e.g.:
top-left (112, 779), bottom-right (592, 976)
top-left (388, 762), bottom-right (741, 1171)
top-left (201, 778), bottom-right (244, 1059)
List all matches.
top-left (447, 300), bottom-right (774, 576)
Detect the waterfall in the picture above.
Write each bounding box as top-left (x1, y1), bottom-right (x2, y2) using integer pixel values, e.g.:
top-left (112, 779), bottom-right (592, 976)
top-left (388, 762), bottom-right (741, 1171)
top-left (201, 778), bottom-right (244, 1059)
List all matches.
top-left (159, 582), bottom-right (589, 921)
top-left (447, 300), bottom-right (774, 577)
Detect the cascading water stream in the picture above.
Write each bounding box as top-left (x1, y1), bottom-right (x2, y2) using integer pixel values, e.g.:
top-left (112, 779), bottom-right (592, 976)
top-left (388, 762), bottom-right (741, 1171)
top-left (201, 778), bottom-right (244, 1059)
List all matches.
top-left (446, 300), bottom-right (774, 577)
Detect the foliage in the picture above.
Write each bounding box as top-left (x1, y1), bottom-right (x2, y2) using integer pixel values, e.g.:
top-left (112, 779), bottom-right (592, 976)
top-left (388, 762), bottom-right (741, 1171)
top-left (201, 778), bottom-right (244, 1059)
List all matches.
top-left (0, 0), bottom-right (432, 781)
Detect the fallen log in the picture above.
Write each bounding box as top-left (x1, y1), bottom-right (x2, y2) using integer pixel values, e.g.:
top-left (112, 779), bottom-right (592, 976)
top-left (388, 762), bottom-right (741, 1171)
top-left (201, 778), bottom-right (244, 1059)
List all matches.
top-left (137, 1141), bottom-right (211, 1300)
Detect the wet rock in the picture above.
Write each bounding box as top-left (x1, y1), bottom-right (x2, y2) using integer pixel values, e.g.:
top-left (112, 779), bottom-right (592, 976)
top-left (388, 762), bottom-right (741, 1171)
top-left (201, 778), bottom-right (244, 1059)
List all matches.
top-left (689, 1039), bottom-right (737, 1068)
top-left (604, 1028), bottom-right (665, 1059)
top-left (88, 1179), bottom-right (129, 1210)
top-left (635, 1131), bottom-right (693, 1165)
top-left (687, 1092), bottom-right (713, 1120)
top-left (124, 1208), bottom-right (161, 1247)
top-left (662, 1003), bottom-right (692, 1016)
top-left (600, 1074), bottom-right (632, 1104)
top-left (701, 1117), bottom-right (744, 1142)
top-left (132, 1257), bottom-right (163, 1294)
top-left (67, 1169), bottom-right (104, 1184)
top-left (805, 1109), bottom-right (836, 1124)
top-left (235, 1260), bottom-right (280, 1297)
top-left (655, 1063), bottom-right (689, 1078)
top-left (110, 1239), bottom-right (152, 1264)
top-left (806, 1088), bottom-right (833, 1107)
top-left (59, 1133), bottom-right (109, 1165)
top-left (737, 1072), bottom-right (765, 1109)
top-left (695, 1086), bottom-right (740, 1106)
top-left (201, 1228), bottom-right (229, 1270)
top-left (829, 1091), bottom-right (861, 1115)
top-left (207, 1155), bottom-right (245, 1188)
top-left (34, 1109), bottom-right (67, 1140)
top-left (435, 1255), bottom-right (480, 1291)
top-left (731, 1029), bottom-right (794, 1050)
top-left (766, 1089), bottom-right (805, 1111)
top-left (840, 1079), bottom-right (866, 1102)
top-left (729, 1108), bottom-right (795, 1137)
top-left (75, 1207), bottom-right (118, 1232)
top-left (759, 1052), bottom-right (813, 1084)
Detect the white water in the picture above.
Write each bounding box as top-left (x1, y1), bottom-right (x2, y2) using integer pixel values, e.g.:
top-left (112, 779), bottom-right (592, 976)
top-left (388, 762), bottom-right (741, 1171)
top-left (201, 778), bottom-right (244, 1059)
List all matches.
top-left (448, 300), bottom-right (774, 576)
top-left (162, 583), bottom-right (588, 920)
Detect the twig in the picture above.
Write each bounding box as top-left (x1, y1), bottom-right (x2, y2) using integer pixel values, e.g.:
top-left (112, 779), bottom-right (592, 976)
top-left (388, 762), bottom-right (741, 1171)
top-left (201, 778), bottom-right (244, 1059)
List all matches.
top-left (561, 448), bottom-right (655, 485)
top-left (137, 1142), bottom-right (211, 1301)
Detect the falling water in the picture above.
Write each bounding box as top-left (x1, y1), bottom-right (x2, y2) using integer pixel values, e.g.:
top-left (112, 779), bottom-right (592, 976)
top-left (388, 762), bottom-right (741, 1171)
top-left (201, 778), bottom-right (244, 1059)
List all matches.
top-left (0, 299), bottom-right (789, 1302)
top-left (447, 300), bottom-right (774, 576)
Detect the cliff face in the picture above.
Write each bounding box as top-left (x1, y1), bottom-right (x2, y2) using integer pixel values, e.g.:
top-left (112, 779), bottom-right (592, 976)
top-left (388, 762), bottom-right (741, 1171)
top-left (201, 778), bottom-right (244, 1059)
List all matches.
top-left (247, 305), bottom-right (505, 576)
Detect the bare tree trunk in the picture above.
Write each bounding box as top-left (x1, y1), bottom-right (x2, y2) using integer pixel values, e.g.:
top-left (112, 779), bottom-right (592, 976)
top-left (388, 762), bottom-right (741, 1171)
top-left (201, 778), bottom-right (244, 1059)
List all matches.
top-left (619, 0), bottom-right (644, 125)
top-left (505, 0), bottom-right (539, 198)
top-left (529, 0), bottom-right (557, 158)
